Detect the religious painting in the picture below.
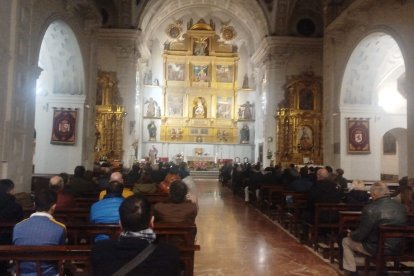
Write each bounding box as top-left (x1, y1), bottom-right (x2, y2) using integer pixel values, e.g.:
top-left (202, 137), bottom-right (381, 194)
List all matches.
top-left (347, 118), bottom-right (370, 153)
top-left (193, 38), bottom-right (208, 56)
top-left (144, 97), bottom-right (161, 118)
top-left (167, 95), bottom-right (184, 117)
top-left (192, 65), bottom-right (209, 82)
top-left (296, 126), bottom-right (313, 151)
top-left (216, 96), bottom-right (232, 119)
top-left (192, 97), bottom-right (207, 118)
top-left (237, 101), bottom-right (254, 120)
top-left (216, 65), bottom-right (234, 83)
top-left (383, 132), bottom-right (396, 155)
top-left (51, 109), bottom-right (77, 145)
top-left (167, 63), bottom-right (185, 81)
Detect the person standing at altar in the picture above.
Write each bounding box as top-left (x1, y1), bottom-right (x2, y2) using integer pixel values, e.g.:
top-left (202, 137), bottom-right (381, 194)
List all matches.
top-left (149, 145), bottom-right (158, 165)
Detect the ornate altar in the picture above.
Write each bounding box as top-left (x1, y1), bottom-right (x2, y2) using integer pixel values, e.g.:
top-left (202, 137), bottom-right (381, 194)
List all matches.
top-left (156, 19), bottom-right (244, 144)
top-left (276, 71), bottom-right (323, 165)
top-left (95, 70), bottom-right (125, 162)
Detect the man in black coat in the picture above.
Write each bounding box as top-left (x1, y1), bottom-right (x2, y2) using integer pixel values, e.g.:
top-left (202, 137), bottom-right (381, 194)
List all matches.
top-left (91, 194), bottom-right (181, 276)
top-left (342, 182), bottom-right (407, 275)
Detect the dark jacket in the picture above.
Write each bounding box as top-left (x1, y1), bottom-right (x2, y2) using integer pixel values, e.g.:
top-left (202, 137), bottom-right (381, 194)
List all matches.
top-left (344, 190), bottom-right (370, 204)
top-left (351, 196), bottom-right (407, 255)
top-left (92, 236), bottom-right (180, 276)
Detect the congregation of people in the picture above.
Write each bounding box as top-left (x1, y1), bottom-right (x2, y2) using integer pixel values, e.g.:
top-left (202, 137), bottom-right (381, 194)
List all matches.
top-left (0, 161), bottom-right (199, 275)
top-left (220, 161), bottom-right (414, 275)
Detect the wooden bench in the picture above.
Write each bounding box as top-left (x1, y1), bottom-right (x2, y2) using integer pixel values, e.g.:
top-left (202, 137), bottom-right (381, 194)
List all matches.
top-left (330, 211), bottom-right (362, 268)
top-left (260, 185), bottom-right (285, 218)
top-left (65, 223), bottom-right (200, 276)
top-left (307, 203), bottom-right (365, 252)
top-left (0, 245), bottom-right (91, 276)
top-left (363, 225), bottom-right (414, 276)
top-left (54, 208), bottom-right (91, 224)
top-left (0, 222), bottom-right (200, 276)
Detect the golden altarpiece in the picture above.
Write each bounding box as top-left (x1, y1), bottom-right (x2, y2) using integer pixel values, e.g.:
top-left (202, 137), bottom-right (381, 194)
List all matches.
top-left (94, 70), bottom-right (125, 163)
top-left (276, 72), bottom-right (323, 165)
top-left (159, 19), bottom-right (243, 144)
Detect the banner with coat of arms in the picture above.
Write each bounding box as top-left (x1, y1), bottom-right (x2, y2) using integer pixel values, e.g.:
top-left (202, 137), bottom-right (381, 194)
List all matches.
top-left (347, 118), bottom-right (370, 153)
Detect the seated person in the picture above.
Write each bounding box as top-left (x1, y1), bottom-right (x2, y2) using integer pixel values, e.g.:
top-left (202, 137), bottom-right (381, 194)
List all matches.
top-left (68, 165), bottom-right (98, 197)
top-left (13, 189), bottom-right (66, 276)
top-left (344, 180), bottom-right (370, 204)
top-left (153, 180), bottom-right (198, 224)
top-left (99, 172), bottom-right (134, 200)
top-left (91, 194), bottom-right (181, 276)
top-left (91, 180), bottom-right (125, 241)
top-left (0, 179), bottom-right (24, 275)
top-left (126, 164), bottom-right (142, 185)
top-left (49, 175), bottom-right (76, 210)
top-left (133, 169), bottom-right (158, 194)
top-left (158, 166), bottom-right (181, 194)
top-left (342, 182), bottom-right (407, 275)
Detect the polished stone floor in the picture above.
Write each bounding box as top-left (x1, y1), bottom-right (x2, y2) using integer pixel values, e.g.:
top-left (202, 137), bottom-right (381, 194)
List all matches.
top-left (193, 179), bottom-right (340, 276)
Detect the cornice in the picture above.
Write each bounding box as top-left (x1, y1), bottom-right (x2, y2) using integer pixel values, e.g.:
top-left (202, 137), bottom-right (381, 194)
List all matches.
top-left (251, 36), bottom-right (323, 65)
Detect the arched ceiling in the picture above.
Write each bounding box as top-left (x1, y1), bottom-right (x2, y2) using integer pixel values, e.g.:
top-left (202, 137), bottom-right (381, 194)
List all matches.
top-left (38, 20), bottom-right (84, 95)
top-left (341, 32), bottom-right (405, 109)
top-left (137, 0), bottom-right (268, 57)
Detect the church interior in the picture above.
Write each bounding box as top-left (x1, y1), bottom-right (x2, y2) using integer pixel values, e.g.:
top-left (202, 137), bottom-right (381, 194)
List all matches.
top-left (1, 0), bottom-right (414, 274)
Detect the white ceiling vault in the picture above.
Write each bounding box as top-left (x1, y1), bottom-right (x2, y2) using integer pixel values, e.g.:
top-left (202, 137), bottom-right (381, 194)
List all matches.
top-left (341, 32), bottom-right (405, 112)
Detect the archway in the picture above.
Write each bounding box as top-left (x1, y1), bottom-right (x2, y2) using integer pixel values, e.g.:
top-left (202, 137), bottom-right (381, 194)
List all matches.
top-left (34, 20), bottom-right (85, 174)
top-left (339, 32), bottom-right (406, 180)
top-left (381, 128), bottom-right (407, 180)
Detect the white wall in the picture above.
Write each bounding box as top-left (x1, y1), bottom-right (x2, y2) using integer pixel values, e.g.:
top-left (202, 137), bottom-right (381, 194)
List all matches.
top-left (34, 95), bottom-right (85, 174)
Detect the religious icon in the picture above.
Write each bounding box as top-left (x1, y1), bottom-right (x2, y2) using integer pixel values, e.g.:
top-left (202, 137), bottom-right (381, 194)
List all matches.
top-left (193, 97), bottom-right (207, 118)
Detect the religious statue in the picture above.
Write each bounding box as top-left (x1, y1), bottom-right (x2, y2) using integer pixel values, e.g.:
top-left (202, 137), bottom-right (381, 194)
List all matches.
top-left (148, 145), bottom-right (158, 165)
top-left (144, 97), bottom-right (159, 117)
top-left (193, 97), bottom-right (207, 118)
top-left (147, 121), bottom-right (157, 141)
top-left (240, 124), bottom-right (250, 144)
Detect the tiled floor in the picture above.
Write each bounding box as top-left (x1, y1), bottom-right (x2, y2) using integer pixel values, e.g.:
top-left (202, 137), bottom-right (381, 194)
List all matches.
top-left (193, 179), bottom-right (340, 276)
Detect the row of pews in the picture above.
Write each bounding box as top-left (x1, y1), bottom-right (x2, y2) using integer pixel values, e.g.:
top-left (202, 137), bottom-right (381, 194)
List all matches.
top-left (236, 183), bottom-right (414, 275)
top-left (1, 176), bottom-right (200, 276)
top-left (0, 222), bottom-right (199, 276)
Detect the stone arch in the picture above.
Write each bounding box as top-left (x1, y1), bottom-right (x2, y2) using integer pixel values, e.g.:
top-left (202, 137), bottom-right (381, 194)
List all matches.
top-left (34, 20), bottom-right (86, 174)
top-left (337, 30), bottom-right (407, 180)
top-left (138, 0), bottom-right (268, 56)
top-left (381, 128), bottom-right (407, 179)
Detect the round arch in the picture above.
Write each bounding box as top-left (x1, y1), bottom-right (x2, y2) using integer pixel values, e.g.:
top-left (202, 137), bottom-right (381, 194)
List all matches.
top-left (34, 20), bottom-right (86, 174)
top-left (338, 30), bottom-right (407, 181)
top-left (138, 0), bottom-right (268, 56)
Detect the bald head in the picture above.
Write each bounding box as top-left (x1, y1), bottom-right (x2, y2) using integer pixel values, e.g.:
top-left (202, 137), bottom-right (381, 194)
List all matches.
top-left (316, 168), bottom-right (329, 181)
top-left (49, 176), bottom-right (64, 192)
top-left (370, 182), bottom-right (389, 200)
top-left (110, 172), bottom-right (124, 183)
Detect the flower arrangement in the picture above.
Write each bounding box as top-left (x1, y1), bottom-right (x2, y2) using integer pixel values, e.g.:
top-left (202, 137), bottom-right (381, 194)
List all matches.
top-left (193, 161), bottom-right (208, 171)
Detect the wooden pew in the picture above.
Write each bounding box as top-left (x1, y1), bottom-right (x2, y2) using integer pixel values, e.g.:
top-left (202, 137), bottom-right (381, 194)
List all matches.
top-left (260, 185), bottom-right (286, 218)
top-left (363, 225), bottom-right (414, 276)
top-left (0, 245), bottom-right (91, 276)
top-left (54, 208), bottom-right (90, 224)
top-left (307, 203), bottom-right (365, 252)
top-left (65, 223), bottom-right (200, 276)
top-left (330, 211), bottom-right (362, 269)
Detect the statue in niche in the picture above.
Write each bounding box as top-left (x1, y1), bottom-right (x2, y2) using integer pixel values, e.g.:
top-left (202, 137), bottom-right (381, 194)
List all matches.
top-left (147, 121), bottom-right (157, 141)
top-left (242, 74), bottom-right (249, 89)
top-left (144, 70), bottom-right (152, 85)
top-left (299, 88), bottom-right (314, 110)
top-left (298, 126), bottom-right (313, 151)
top-left (193, 97), bottom-right (207, 118)
top-left (144, 97), bottom-right (160, 117)
top-left (240, 124), bottom-right (250, 144)
top-left (238, 101), bottom-right (253, 120)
